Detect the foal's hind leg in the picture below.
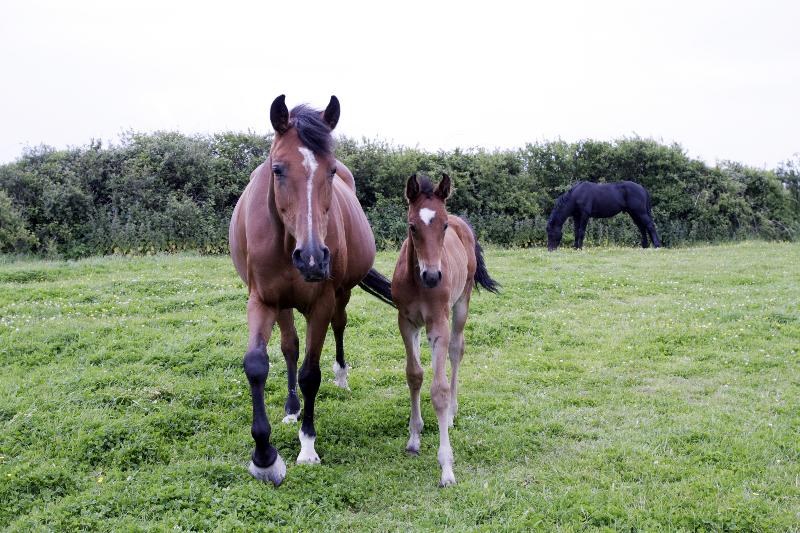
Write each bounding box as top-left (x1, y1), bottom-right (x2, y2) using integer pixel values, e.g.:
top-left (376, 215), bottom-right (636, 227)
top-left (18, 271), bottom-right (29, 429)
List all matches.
top-left (278, 309), bottom-right (301, 423)
top-left (399, 316), bottom-right (424, 455)
top-left (447, 290), bottom-right (471, 428)
top-left (331, 289), bottom-right (351, 390)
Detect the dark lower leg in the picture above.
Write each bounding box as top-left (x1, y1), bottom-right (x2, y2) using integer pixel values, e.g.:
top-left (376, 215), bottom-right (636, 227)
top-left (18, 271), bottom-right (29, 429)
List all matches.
top-left (244, 339), bottom-right (278, 468)
top-left (278, 310), bottom-right (300, 417)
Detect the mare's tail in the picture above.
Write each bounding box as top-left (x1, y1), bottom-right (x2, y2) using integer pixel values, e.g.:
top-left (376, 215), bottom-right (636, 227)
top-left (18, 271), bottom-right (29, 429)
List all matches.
top-left (358, 268), bottom-right (395, 307)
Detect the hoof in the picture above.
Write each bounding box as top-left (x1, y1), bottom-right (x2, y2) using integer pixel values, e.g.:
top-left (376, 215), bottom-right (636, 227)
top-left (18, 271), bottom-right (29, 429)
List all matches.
top-left (248, 454), bottom-right (286, 487)
top-left (405, 446), bottom-right (420, 456)
top-left (439, 471), bottom-right (456, 487)
top-left (332, 361), bottom-right (350, 390)
top-left (282, 412), bottom-right (299, 424)
top-left (296, 430), bottom-right (321, 464)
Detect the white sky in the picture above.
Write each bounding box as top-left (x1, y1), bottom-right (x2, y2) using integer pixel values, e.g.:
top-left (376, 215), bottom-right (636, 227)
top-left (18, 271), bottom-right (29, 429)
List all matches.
top-left (1, 0), bottom-right (798, 168)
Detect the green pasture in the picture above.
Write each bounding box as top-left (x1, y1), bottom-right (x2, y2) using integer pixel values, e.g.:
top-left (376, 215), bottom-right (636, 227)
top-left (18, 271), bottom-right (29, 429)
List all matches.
top-left (1, 242), bottom-right (798, 531)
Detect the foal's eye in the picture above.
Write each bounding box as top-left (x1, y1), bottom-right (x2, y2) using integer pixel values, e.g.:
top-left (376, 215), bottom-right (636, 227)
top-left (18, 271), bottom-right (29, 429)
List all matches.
top-left (443, 222), bottom-right (449, 231)
top-left (409, 224), bottom-right (417, 234)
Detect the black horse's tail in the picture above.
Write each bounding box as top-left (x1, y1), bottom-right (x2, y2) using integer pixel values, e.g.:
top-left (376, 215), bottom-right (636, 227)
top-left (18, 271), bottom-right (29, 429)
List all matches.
top-left (358, 268), bottom-right (395, 307)
top-left (461, 217), bottom-right (500, 294)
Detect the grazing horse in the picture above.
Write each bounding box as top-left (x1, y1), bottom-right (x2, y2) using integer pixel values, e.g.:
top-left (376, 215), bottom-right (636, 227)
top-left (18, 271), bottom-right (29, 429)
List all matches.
top-left (229, 95), bottom-right (393, 486)
top-left (546, 181), bottom-right (661, 250)
top-left (391, 173), bottom-right (499, 486)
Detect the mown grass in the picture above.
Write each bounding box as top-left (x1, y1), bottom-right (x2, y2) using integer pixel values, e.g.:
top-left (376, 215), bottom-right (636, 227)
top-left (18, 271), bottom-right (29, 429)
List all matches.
top-left (1, 242), bottom-right (798, 531)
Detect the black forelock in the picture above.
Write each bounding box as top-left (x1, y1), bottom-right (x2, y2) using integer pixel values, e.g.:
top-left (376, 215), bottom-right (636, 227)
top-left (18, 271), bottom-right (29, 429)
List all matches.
top-left (416, 173), bottom-right (436, 199)
top-left (289, 104), bottom-right (333, 156)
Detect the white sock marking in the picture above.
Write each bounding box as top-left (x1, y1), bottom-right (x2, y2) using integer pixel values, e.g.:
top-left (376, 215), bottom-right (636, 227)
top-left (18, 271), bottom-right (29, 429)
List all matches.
top-left (420, 207), bottom-right (436, 225)
top-left (298, 147), bottom-right (318, 245)
top-left (297, 430), bottom-right (320, 464)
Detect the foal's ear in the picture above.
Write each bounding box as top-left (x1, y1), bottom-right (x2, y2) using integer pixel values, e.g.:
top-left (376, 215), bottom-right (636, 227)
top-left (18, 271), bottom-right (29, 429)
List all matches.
top-left (322, 95), bottom-right (340, 130)
top-left (405, 174), bottom-right (420, 203)
top-left (270, 95), bottom-right (290, 135)
top-left (435, 173), bottom-right (452, 201)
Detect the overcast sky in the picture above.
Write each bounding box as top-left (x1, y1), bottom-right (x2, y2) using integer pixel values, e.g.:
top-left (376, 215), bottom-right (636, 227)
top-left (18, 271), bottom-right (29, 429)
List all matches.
top-left (1, 0), bottom-right (798, 168)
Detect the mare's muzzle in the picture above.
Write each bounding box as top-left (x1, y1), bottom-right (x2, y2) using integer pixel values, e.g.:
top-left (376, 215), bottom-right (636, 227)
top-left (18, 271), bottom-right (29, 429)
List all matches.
top-left (420, 269), bottom-right (442, 289)
top-left (292, 244), bottom-right (330, 282)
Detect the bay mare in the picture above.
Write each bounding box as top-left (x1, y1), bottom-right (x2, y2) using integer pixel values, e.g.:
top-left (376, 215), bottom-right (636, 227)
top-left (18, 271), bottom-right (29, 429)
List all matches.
top-left (547, 181), bottom-right (661, 250)
top-left (391, 173), bottom-right (499, 486)
top-left (229, 95), bottom-right (392, 486)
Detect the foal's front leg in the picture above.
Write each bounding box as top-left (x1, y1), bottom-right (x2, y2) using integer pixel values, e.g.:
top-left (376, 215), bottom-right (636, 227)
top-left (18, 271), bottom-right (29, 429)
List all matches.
top-left (243, 298), bottom-right (285, 485)
top-left (427, 316), bottom-right (455, 486)
top-left (296, 297), bottom-right (335, 464)
top-left (399, 316), bottom-right (424, 455)
top-left (447, 292), bottom-right (471, 428)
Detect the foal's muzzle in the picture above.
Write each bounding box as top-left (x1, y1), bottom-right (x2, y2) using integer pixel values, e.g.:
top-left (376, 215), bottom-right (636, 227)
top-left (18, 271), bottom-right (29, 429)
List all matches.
top-left (420, 269), bottom-right (442, 289)
top-left (292, 244), bottom-right (330, 282)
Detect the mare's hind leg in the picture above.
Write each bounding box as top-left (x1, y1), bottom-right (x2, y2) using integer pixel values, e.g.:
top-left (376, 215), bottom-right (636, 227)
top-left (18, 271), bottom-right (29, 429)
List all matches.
top-left (427, 316), bottom-right (455, 486)
top-left (331, 289), bottom-right (351, 390)
top-left (447, 290), bottom-right (471, 428)
top-left (278, 309), bottom-right (301, 423)
top-left (399, 316), bottom-right (424, 455)
top-left (243, 298), bottom-right (285, 485)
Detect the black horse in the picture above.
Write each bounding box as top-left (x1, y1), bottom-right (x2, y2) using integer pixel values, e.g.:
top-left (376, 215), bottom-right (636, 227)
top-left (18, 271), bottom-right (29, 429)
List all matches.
top-left (546, 181), bottom-right (661, 251)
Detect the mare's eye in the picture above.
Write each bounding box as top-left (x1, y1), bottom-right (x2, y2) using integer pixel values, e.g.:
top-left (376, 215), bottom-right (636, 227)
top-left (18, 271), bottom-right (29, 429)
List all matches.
top-left (272, 165), bottom-right (284, 176)
top-left (329, 166), bottom-right (337, 177)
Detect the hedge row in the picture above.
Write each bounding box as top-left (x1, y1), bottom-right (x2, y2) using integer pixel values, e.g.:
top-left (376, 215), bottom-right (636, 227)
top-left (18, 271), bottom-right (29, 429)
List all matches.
top-left (1, 131), bottom-right (798, 258)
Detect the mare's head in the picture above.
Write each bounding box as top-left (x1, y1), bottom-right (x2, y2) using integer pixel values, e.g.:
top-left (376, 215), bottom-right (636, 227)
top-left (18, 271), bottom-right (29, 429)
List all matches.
top-left (269, 94), bottom-right (340, 282)
top-left (546, 192), bottom-right (569, 251)
top-left (405, 173), bottom-right (451, 289)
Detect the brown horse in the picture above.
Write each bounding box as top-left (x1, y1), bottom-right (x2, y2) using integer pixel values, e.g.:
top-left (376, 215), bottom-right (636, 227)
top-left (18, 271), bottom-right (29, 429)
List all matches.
top-left (391, 173), bottom-right (499, 486)
top-left (230, 95), bottom-right (393, 486)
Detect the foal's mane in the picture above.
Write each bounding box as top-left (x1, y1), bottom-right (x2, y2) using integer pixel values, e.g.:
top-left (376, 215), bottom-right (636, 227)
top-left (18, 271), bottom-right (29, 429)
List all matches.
top-left (289, 104), bottom-right (333, 156)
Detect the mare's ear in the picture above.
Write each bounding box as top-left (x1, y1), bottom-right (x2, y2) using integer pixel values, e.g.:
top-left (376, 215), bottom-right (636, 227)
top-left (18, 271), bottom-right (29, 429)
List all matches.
top-left (322, 95), bottom-right (340, 130)
top-left (435, 173), bottom-right (452, 201)
top-left (270, 95), bottom-right (290, 135)
top-left (405, 174), bottom-right (420, 203)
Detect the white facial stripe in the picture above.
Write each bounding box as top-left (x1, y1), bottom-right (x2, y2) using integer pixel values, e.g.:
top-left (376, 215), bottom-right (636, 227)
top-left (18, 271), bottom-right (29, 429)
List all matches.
top-left (298, 147), bottom-right (318, 245)
top-left (419, 208), bottom-right (436, 225)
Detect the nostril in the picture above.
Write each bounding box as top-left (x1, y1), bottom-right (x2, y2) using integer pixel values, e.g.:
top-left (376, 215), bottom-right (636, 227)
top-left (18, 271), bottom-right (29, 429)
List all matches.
top-left (437, 271), bottom-right (442, 281)
top-left (292, 248), bottom-right (303, 264)
top-left (321, 246), bottom-right (330, 264)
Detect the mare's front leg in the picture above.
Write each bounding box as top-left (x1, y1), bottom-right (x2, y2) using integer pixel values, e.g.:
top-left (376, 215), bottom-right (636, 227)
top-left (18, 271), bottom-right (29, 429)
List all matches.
top-left (399, 315), bottom-right (424, 455)
top-left (427, 315), bottom-right (455, 486)
top-left (243, 298), bottom-right (285, 485)
top-left (331, 288), bottom-right (351, 390)
top-left (297, 293), bottom-right (335, 464)
top-left (278, 309), bottom-right (301, 423)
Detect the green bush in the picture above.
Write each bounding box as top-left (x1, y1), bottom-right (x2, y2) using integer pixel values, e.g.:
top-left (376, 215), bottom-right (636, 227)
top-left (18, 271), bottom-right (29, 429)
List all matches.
top-left (0, 133), bottom-right (797, 258)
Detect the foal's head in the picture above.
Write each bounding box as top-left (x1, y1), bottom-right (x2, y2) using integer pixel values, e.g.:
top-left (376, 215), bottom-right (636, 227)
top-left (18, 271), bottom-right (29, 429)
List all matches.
top-left (269, 95), bottom-right (340, 281)
top-left (405, 173), bottom-right (451, 289)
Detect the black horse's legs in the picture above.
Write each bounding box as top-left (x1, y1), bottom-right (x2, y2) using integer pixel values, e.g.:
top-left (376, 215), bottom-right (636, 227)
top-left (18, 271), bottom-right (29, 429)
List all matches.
top-left (331, 289), bottom-right (351, 390)
top-left (278, 309), bottom-right (301, 423)
top-left (243, 298), bottom-right (285, 485)
top-left (574, 214), bottom-right (588, 249)
top-left (630, 213), bottom-right (650, 248)
top-left (642, 214), bottom-right (662, 248)
top-left (296, 297), bottom-right (334, 464)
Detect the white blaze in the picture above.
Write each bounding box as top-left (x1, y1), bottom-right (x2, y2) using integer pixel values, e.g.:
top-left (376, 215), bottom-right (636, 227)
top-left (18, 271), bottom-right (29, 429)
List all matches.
top-left (298, 147), bottom-right (318, 245)
top-left (420, 207), bottom-right (436, 225)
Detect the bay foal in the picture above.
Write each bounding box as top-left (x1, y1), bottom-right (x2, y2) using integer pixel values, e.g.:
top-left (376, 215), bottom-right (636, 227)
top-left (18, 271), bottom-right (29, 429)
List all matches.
top-left (391, 173), bottom-right (499, 486)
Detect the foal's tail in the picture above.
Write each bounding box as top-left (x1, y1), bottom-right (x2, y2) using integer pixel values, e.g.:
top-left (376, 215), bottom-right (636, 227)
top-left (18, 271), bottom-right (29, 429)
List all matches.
top-left (461, 217), bottom-right (500, 294)
top-left (474, 239), bottom-right (501, 293)
top-left (359, 268), bottom-right (396, 307)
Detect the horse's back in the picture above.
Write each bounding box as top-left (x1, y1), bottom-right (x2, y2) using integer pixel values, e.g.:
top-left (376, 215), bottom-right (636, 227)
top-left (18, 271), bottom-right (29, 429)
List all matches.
top-left (332, 176), bottom-right (376, 287)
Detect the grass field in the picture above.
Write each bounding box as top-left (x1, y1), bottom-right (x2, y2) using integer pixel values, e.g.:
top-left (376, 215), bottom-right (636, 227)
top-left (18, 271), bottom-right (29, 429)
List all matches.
top-left (1, 242), bottom-right (799, 531)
